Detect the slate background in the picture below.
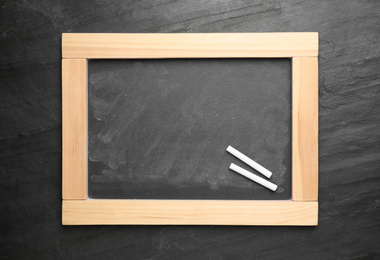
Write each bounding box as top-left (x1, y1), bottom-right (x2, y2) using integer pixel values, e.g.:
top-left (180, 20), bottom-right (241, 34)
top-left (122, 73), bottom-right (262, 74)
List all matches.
top-left (1, 0), bottom-right (379, 259)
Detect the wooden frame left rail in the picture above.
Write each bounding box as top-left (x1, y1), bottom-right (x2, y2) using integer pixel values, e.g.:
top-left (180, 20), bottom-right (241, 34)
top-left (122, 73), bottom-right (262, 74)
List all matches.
top-left (62, 33), bottom-right (318, 225)
top-left (62, 59), bottom-right (88, 199)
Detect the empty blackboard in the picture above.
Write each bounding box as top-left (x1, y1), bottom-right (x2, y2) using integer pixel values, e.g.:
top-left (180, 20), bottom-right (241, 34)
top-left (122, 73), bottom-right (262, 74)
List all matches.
top-left (88, 59), bottom-right (291, 200)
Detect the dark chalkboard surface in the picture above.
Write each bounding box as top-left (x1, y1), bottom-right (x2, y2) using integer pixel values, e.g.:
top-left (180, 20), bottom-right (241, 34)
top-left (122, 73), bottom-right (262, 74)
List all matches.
top-left (88, 59), bottom-right (291, 200)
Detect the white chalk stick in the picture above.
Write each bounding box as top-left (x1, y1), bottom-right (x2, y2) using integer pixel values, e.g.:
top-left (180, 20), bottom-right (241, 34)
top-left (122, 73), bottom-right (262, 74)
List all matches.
top-left (229, 163), bottom-right (277, 191)
top-left (226, 145), bottom-right (272, 178)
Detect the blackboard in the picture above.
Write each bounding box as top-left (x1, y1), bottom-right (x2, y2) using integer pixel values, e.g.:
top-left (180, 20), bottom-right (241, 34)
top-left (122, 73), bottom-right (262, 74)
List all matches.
top-left (88, 59), bottom-right (291, 200)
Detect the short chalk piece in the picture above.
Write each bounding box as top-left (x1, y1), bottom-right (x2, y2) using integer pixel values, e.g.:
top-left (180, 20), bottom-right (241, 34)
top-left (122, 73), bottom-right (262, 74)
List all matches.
top-left (226, 145), bottom-right (272, 178)
top-left (229, 163), bottom-right (278, 191)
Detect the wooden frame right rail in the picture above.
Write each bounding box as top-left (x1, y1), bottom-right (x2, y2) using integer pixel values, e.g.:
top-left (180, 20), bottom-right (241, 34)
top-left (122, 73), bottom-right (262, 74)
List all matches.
top-left (292, 57), bottom-right (318, 201)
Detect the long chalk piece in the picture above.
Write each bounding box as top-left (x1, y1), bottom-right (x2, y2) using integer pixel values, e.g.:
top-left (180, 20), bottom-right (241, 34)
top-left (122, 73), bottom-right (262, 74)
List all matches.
top-left (226, 146), bottom-right (272, 178)
top-left (229, 163), bottom-right (278, 191)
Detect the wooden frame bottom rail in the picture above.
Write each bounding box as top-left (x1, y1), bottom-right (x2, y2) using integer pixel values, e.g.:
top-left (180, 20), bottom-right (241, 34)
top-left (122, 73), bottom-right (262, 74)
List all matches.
top-left (63, 200), bottom-right (318, 226)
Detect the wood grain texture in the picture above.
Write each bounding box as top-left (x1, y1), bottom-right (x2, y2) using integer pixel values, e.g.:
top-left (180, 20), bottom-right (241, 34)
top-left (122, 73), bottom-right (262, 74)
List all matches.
top-left (62, 200), bottom-right (318, 226)
top-left (62, 59), bottom-right (88, 199)
top-left (62, 33), bottom-right (318, 59)
top-left (292, 57), bottom-right (318, 201)
top-left (63, 36), bottom-right (318, 223)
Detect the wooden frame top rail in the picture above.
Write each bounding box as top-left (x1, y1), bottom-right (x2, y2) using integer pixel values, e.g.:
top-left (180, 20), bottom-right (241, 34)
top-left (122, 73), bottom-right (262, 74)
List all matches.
top-left (62, 33), bottom-right (318, 59)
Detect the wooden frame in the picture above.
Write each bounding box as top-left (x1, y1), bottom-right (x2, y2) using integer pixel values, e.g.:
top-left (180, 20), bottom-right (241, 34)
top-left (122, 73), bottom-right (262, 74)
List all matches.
top-left (62, 33), bottom-right (318, 225)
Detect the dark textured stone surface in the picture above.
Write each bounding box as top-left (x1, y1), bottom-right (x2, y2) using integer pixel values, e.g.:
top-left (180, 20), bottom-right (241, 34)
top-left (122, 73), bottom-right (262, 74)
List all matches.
top-left (1, 0), bottom-right (379, 259)
top-left (88, 59), bottom-right (291, 200)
